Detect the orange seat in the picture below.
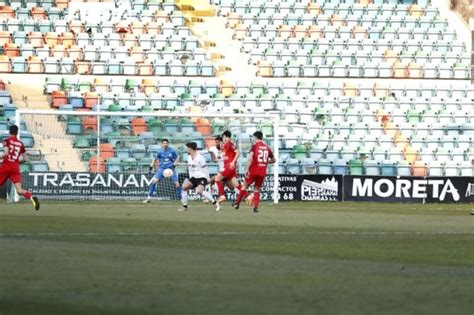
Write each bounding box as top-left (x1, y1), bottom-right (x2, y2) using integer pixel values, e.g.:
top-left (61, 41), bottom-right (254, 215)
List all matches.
top-left (130, 21), bottom-right (146, 34)
top-left (0, 55), bottom-right (11, 72)
top-left (28, 31), bottom-right (44, 47)
top-left (196, 118), bottom-right (211, 136)
top-left (307, 3), bottom-right (322, 15)
top-left (93, 77), bottom-right (108, 93)
top-left (407, 63), bottom-right (423, 78)
top-left (154, 10), bottom-right (170, 24)
top-left (256, 60), bottom-right (272, 77)
top-left (75, 60), bottom-right (90, 74)
top-left (357, 0), bottom-right (372, 4)
top-left (31, 7), bottom-right (47, 20)
top-left (67, 45), bottom-right (83, 60)
top-left (51, 90), bottom-right (67, 108)
top-left (204, 137), bottom-right (216, 149)
top-left (331, 14), bottom-right (346, 27)
top-left (83, 116), bottom-right (97, 132)
top-left (84, 92), bottom-right (99, 109)
top-left (51, 44), bottom-right (66, 58)
top-left (409, 5), bottom-right (424, 17)
top-left (307, 25), bottom-right (323, 39)
top-left (278, 25), bottom-right (293, 39)
top-left (123, 33), bottom-right (137, 48)
top-left (99, 143), bottom-right (115, 159)
top-left (412, 161), bottom-right (427, 177)
top-left (375, 109), bottom-right (390, 123)
top-left (293, 25), bottom-right (307, 39)
top-left (0, 79), bottom-right (5, 90)
top-left (226, 13), bottom-right (241, 29)
top-left (373, 83), bottom-right (388, 98)
top-left (60, 32), bottom-right (76, 46)
top-left (27, 56), bottom-right (43, 73)
top-left (55, 0), bottom-right (68, 9)
top-left (131, 117), bottom-right (148, 135)
top-left (130, 46), bottom-right (145, 62)
top-left (45, 32), bottom-right (59, 46)
top-left (141, 78), bottom-right (157, 95)
top-left (352, 26), bottom-right (367, 39)
top-left (393, 62), bottom-right (408, 78)
top-left (3, 43), bottom-right (20, 57)
top-left (404, 146), bottom-right (419, 163)
top-left (220, 79), bottom-right (234, 96)
top-left (393, 133), bottom-right (409, 149)
top-left (69, 20), bottom-right (84, 33)
top-left (233, 23), bottom-right (247, 40)
top-left (0, 31), bottom-right (12, 45)
top-left (343, 82), bottom-right (358, 97)
top-left (384, 49), bottom-right (399, 64)
top-left (0, 6), bottom-right (15, 19)
top-left (384, 121), bottom-right (398, 137)
top-left (146, 22), bottom-right (161, 35)
top-left (89, 156), bottom-right (106, 173)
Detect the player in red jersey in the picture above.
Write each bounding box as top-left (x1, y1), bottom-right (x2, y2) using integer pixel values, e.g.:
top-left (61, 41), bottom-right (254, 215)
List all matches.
top-left (0, 125), bottom-right (40, 210)
top-left (213, 130), bottom-right (241, 203)
top-left (234, 131), bottom-right (275, 213)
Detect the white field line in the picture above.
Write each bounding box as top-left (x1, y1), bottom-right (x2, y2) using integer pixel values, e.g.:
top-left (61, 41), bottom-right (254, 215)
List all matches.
top-left (0, 231), bottom-right (473, 237)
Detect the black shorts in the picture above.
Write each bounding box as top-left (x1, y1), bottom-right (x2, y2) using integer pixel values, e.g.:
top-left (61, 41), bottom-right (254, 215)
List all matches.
top-left (189, 177), bottom-right (208, 188)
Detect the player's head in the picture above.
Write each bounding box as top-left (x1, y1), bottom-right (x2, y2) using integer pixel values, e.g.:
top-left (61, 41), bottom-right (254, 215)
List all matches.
top-left (253, 131), bottom-right (263, 141)
top-left (9, 125), bottom-right (18, 136)
top-left (215, 135), bottom-right (223, 146)
top-left (161, 139), bottom-right (169, 150)
top-left (186, 142), bottom-right (197, 154)
top-left (222, 131), bottom-right (231, 142)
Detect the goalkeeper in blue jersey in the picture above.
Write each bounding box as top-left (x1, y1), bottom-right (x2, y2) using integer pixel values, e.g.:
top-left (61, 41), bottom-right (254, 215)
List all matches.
top-left (143, 139), bottom-right (182, 203)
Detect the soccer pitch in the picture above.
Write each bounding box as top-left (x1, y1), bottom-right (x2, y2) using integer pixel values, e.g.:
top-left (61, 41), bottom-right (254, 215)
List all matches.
top-left (0, 201), bottom-right (473, 315)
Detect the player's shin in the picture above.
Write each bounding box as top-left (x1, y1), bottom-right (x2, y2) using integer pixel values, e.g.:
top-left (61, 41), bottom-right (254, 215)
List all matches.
top-left (201, 191), bottom-right (215, 203)
top-left (216, 181), bottom-right (225, 196)
top-left (148, 183), bottom-right (156, 197)
top-left (236, 188), bottom-right (248, 205)
top-left (253, 192), bottom-right (260, 210)
top-left (181, 190), bottom-right (188, 206)
top-left (176, 186), bottom-right (182, 200)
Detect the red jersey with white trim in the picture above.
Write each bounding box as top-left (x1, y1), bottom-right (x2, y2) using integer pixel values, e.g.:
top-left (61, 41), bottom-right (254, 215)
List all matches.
top-left (222, 141), bottom-right (237, 169)
top-left (248, 141), bottom-right (274, 176)
top-left (2, 136), bottom-right (25, 168)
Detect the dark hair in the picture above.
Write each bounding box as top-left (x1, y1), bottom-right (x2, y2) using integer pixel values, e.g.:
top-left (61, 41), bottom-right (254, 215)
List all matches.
top-left (162, 139), bottom-right (169, 143)
top-left (222, 130), bottom-right (231, 138)
top-left (186, 142), bottom-right (197, 151)
top-left (9, 125), bottom-right (18, 135)
top-left (253, 131), bottom-right (263, 140)
top-left (215, 135), bottom-right (223, 141)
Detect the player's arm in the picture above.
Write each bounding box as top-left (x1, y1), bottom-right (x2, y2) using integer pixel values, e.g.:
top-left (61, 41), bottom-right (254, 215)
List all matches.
top-left (267, 149), bottom-right (276, 164)
top-left (173, 151), bottom-right (179, 168)
top-left (0, 146), bottom-right (7, 159)
top-left (230, 147), bottom-right (240, 169)
top-left (245, 151), bottom-right (253, 176)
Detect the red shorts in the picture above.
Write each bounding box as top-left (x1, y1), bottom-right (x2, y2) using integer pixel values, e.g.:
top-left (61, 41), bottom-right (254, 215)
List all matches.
top-left (219, 167), bottom-right (237, 180)
top-left (0, 164), bottom-right (22, 185)
top-left (245, 174), bottom-right (265, 189)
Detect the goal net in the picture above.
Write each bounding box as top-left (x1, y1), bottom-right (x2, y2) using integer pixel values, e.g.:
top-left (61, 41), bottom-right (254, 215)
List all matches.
top-left (14, 110), bottom-right (280, 204)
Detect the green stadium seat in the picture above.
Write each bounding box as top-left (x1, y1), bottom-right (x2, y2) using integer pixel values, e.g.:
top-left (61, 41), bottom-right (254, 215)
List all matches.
top-left (348, 159), bottom-right (363, 175)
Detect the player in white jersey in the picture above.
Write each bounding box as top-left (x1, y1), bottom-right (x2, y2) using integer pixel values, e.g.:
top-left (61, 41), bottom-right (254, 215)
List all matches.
top-left (179, 142), bottom-right (220, 212)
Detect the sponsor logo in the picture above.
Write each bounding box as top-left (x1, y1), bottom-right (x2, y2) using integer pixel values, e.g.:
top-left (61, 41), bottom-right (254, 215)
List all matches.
top-left (301, 177), bottom-right (339, 201)
top-left (352, 178), bottom-right (460, 201)
top-left (466, 183), bottom-right (474, 197)
top-left (28, 172), bottom-right (154, 188)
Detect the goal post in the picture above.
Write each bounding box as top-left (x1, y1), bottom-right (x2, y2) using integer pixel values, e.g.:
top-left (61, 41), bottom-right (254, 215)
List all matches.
top-left (15, 109), bottom-right (280, 204)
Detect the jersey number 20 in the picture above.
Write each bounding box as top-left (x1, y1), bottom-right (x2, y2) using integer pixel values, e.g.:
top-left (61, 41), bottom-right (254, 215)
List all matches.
top-left (257, 149), bottom-right (269, 163)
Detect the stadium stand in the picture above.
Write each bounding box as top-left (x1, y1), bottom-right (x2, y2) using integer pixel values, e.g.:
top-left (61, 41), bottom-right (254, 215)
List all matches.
top-left (0, 0), bottom-right (472, 177)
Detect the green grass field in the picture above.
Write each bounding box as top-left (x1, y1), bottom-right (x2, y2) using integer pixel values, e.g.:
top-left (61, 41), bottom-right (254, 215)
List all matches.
top-left (0, 201), bottom-right (473, 315)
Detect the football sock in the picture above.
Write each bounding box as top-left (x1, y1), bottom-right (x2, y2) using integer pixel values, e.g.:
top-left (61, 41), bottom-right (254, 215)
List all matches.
top-left (236, 188), bottom-right (248, 205)
top-left (176, 187), bottom-right (182, 200)
top-left (148, 183), bottom-right (156, 197)
top-left (254, 192), bottom-right (260, 209)
top-left (181, 190), bottom-right (188, 205)
top-left (202, 191), bottom-right (215, 203)
top-left (216, 181), bottom-right (225, 196)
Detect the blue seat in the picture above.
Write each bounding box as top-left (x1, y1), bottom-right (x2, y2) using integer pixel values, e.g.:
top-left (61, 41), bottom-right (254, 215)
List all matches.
top-left (317, 159), bottom-right (333, 175)
top-left (380, 160), bottom-right (396, 176)
top-left (333, 159), bottom-right (348, 175)
top-left (30, 161), bottom-right (49, 172)
top-left (12, 57), bottom-right (27, 73)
